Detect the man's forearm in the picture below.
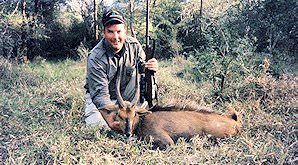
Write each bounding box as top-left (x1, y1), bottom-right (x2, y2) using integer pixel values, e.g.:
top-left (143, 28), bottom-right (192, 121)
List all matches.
top-left (99, 109), bottom-right (121, 132)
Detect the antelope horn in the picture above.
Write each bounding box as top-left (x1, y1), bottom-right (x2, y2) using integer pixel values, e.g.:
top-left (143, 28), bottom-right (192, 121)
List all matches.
top-left (131, 68), bottom-right (140, 106)
top-left (116, 66), bottom-right (125, 108)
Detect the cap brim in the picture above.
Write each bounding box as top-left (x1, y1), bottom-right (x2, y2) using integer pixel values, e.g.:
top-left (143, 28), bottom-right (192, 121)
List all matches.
top-left (104, 18), bottom-right (125, 26)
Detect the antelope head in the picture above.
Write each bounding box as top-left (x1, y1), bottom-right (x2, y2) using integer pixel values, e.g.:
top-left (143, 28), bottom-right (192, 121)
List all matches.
top-left (113, 68), bottom-right (151, 136)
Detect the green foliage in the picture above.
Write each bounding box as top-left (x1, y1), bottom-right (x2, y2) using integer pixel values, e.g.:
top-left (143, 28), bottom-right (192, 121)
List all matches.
top-left (173, 0), bottom-right (297, 103)
top-left (0, 10), bottom-right (22, 60)
top-left (226, 0), bottom-right (298, 56)
top-left (1, 0), bottom-right (296, 62)
top-left (148, 0), bottom-right (297, 63)
top-left (40, 19), bottom-right (89, 60)
top-left (0, 0), bottom-right (91, 61)
top-left (183, 36), bottom-right (255, 81)
top-left (179, 46), bottom-right (297, 110)
top-left (152, 0), bottom-right (185, 58)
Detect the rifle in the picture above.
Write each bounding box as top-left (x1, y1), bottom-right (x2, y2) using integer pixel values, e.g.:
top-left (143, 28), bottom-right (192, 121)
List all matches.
top-left (139, 0), bottom-right (158, 108)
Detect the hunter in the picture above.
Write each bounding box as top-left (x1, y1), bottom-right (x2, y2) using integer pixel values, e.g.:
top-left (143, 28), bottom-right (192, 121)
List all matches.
top-left (84, 9), bottom-right (158, 130)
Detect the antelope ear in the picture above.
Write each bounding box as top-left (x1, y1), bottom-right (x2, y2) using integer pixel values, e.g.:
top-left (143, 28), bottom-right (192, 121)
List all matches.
top-left (226, 105), bottom-right (240, 122)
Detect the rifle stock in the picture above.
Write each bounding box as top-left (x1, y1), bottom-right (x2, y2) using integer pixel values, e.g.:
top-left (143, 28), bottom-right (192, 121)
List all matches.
top-left (140, 0), bottom-right (157, 108)
top-left (145, 40), bottom-right (156, 108)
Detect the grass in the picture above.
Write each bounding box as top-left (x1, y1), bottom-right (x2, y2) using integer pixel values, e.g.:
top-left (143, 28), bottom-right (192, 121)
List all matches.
top-left (0, 56), bottom-right (297, 164)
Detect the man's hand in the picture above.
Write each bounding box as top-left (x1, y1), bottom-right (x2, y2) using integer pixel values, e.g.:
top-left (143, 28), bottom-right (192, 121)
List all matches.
top-left (99, 109), bottom-right (121, 132)
top-left (145, 58), bottom-right (158, 72)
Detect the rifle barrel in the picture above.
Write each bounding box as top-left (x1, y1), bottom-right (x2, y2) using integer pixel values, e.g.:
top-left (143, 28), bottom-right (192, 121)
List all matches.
top-left (146, 0), bottom-right (150, 59)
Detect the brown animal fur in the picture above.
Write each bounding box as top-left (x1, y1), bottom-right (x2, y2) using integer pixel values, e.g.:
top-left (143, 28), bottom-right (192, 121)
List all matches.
top-left (109, 104), bottom-right (242, 150)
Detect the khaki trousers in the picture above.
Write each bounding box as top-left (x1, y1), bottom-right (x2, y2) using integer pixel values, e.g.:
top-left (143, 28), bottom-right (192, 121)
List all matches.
top-left (84, 93), bottom-right (110, 129)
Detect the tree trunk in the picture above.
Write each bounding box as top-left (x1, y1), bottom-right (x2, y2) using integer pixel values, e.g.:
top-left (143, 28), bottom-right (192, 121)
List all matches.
top-left (129, 0), bottom-right (136, 38)
top-left (94, 0), bottom-right (99, 42)
top-left (22, 0), bottom-right (26, 17)
top-left (20, 0), bottom-right (28, 63)
top-left (199, 0), bottom-right (203, 38)
top-left (199, 0), bottom-right (203, 17)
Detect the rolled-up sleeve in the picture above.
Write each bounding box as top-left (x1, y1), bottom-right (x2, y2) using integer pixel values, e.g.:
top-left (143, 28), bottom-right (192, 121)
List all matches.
top-left (87, 56), bottom-right (114, 109)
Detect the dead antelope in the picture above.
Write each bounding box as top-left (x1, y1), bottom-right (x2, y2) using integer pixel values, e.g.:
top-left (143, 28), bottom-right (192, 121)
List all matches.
top-left (104, 68), bottom-right (242, 149)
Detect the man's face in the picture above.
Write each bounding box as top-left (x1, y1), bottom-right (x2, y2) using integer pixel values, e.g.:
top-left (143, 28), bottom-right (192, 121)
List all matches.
top-left (103, 24), bottom-right (127, 53)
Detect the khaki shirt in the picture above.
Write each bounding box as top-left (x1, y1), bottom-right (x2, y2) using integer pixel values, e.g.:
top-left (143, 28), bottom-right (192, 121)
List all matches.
top-left (85, 36), bottom-right (146, 109)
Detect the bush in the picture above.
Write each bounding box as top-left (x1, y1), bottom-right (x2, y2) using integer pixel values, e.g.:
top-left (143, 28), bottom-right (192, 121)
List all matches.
top-left (226, 0), bottom-right (298, 56)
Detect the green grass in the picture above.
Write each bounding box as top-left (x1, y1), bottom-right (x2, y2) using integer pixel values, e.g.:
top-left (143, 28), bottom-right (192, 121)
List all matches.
top-left (0, 57), bottom-right (297, 164)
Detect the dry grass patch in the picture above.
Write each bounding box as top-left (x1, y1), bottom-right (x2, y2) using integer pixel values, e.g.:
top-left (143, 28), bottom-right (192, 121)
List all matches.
top-left (0, 57), bottom-right (297, 164)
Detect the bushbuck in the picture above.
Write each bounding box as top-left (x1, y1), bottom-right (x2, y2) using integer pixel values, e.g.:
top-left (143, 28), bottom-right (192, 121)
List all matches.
top-left (103, 68), bottom-right (242, 149)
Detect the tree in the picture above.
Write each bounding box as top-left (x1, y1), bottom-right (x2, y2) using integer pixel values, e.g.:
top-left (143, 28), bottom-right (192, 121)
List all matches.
top-left (226, 0), bottom-right (297, 56)
top-left (20, 0), bottom-right (28, 63)
top-left (152, 0), bottom-right (185, 58)
top-left (128, 0), bottom-right (136, 38)
top-left (94, 0), bottom-right (99, 41)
